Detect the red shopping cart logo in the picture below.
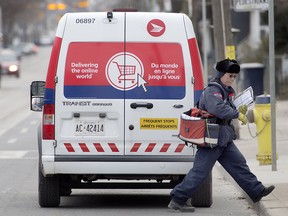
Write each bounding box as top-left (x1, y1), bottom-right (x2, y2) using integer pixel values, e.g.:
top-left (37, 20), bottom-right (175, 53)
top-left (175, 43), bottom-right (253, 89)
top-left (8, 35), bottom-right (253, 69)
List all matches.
top-left (113, 61), bottom-right (136, 83)
top-left (106, 52), bottom-right (144, 90)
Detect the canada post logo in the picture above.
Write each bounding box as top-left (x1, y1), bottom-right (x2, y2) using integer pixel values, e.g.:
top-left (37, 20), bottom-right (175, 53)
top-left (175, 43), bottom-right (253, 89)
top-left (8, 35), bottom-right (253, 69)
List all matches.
top-left (147, 19), bottom-right (166, 37)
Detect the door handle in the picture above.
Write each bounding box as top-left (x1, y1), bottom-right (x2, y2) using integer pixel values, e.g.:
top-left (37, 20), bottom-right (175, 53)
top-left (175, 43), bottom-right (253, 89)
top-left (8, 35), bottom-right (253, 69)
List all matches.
top-left (130, 102), bottom-right (153, 109)
top-left (173, 104), bottom-right (184, 108)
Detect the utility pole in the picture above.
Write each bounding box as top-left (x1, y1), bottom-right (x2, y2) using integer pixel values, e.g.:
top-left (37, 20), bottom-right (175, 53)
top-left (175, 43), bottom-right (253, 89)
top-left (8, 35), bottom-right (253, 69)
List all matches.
top-left (269, 0), bottom-right (277, 171)
top-left (212, 0), bottom-right (234, 61)
top-left (0, 7), bottom-right (2, 89)
top-left (212, 0), bottom-right (240, 137)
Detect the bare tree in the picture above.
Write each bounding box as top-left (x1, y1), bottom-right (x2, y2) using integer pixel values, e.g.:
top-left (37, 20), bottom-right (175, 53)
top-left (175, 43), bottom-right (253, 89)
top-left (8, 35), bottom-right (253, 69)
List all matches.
top-left (0, 0), bottom-right (43, 46)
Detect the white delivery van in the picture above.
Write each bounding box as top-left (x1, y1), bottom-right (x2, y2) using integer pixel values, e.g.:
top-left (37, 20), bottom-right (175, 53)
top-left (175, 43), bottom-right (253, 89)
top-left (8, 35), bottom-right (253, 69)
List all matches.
top-left (30, 11), bottom-right (210, 207)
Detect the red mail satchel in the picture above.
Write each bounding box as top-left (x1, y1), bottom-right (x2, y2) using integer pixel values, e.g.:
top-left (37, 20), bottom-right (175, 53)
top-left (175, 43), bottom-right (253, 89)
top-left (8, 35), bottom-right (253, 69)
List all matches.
top-left (178, 108), bottom-right (219, 148)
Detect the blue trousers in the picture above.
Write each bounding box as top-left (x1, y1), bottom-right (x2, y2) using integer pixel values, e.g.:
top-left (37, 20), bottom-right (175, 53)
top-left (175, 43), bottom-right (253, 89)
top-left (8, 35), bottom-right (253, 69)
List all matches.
top-left (170, 142), bottom-right (265, 205)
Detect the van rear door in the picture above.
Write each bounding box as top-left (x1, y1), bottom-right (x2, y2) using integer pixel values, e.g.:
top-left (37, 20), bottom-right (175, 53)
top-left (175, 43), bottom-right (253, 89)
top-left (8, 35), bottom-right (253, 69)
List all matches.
top-left (54, 13), bottom-right (126, 156)
top-left (124, 13), bottom-right (194, 156)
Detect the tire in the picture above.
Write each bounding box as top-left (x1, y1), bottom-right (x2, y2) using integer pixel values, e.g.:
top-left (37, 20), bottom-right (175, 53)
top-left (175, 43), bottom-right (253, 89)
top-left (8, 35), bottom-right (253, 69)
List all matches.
top-left (60, 188), bottom-right (72, 196)
top-left (38, 163), bottom-right (60, 207)
top-left (60, 175), bottom-right (72, 196)
top-left (191, 172), bottom-right (213, 207)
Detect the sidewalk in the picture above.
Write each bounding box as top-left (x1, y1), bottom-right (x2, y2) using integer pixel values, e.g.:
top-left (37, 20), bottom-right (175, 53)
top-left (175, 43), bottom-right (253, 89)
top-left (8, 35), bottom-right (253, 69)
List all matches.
top-left (216, 100), bottom-right (288, 216)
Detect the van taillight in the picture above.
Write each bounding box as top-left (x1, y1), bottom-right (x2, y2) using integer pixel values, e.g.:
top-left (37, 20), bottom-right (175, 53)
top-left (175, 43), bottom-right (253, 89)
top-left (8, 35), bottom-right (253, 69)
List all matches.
top-left (42, 104), bottom-right (55, 140)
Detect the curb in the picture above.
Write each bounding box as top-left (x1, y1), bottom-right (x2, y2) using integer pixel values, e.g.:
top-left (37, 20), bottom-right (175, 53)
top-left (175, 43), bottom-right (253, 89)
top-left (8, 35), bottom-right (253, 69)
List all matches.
top-left (215, 164), bottom-right (271, 216)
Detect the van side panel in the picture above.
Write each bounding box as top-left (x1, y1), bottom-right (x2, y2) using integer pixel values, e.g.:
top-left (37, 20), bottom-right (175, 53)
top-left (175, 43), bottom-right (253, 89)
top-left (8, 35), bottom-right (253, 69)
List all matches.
top-left (183, 14), bottom-right (204, 103)
top-left (41, 36), bottom-right (63, 173)
top-left (188, 38), bottom-right (204, 103)
top-left (44, 37), bottom-right (62, 101)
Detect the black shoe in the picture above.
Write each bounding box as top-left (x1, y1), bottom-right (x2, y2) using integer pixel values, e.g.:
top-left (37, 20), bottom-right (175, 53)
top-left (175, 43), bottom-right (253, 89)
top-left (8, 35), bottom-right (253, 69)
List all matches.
top-left (168, 199), bottom-right (195, 212)
top-left (252, 185), bottom-right (275, 203)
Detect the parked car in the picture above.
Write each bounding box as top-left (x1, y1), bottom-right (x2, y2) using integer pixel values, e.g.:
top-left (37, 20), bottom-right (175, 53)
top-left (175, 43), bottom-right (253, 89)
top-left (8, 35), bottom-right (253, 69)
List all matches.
top-left (0, 49), bottom-right (20, 78)
top-left (21, 42), bottom-right (39, 55)
top-left (10, 42), bottom-right (39, 57)
top-left (38, 35), bottom-right (54, 46)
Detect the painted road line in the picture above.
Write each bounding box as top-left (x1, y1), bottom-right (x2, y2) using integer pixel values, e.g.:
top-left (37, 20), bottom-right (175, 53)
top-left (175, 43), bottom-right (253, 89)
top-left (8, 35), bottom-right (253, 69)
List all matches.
top-left (0, 151), bottom-right (28, 159)
top-left (7, 138), bottom-right (17, 144)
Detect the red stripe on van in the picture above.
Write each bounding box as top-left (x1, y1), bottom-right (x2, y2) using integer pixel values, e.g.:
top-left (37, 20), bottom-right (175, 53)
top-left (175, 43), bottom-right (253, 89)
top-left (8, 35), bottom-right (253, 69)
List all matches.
top-left (130, 143), bottom-right (141, 152)
top-left (145, 143), bottom-right (156, 152)
top-left (93, 143), bottom-right (105, 152)
top-left (108, 143), bottom-right (119, 152)
top-left (188, 38), bottom-right (204, 91)
top-left (79, 143), bottom-right (90, 152)
top-left (42, 37), bottom-right (62, 140)
top-left (45, 37), bottom-right (62, 89)
top-left (64, 143), bottom-right (75, 152)
top-left (160, 143), bottom-right (171, 152)
top-left (174, 144), bottom-right (185, 153)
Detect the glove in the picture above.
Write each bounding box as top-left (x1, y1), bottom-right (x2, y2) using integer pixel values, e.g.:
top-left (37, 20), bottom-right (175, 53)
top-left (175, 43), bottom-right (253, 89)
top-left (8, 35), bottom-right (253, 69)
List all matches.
top-left (238, 105), bottom-right (248, 115)
top-left (238, 113), bottom-right (247, 125)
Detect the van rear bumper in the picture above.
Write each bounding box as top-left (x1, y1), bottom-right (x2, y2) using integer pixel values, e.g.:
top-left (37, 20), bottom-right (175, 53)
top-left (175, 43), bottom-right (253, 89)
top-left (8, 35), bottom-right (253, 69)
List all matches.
top-left (55, 155), bottom-right (194, 162)
top-left (42, 155), bottom-right (194, 175)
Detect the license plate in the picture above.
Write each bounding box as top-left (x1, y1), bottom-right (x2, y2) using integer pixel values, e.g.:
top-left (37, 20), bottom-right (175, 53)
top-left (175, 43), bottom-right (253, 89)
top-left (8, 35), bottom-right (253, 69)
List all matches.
top-left (75, 121), bottom-right (104, 136)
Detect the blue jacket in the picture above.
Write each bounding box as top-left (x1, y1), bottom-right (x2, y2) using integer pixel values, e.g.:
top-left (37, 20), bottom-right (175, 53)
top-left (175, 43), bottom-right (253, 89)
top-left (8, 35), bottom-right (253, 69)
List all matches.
top-left (198, 79), bottom-right (239, 147)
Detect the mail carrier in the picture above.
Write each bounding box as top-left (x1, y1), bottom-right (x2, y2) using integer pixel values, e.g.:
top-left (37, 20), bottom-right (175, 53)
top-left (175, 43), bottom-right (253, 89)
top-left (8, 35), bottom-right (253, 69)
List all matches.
top-left (30, 11), bottom-right (210, 207)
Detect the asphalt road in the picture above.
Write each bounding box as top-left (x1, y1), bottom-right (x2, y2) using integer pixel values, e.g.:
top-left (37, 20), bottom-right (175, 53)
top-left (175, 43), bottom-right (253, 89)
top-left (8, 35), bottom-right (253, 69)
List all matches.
top-left (0, 46), bottom-right (258, 216)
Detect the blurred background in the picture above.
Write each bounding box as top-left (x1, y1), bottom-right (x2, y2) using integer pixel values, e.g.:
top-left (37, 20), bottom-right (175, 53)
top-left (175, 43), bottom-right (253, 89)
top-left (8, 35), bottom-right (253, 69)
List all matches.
top-left (0, 0), bottom-right (287, 99)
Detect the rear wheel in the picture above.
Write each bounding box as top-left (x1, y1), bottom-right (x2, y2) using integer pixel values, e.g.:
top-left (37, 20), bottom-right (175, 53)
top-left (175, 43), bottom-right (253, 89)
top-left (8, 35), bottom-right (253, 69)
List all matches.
top-left (60, 187), bottom-right (72, 196)
top-left (191, 172), bottom-right (213, 207)
top-left (60, 175), bottom-right (72, 196)
top-left (38, 163), bottom-right (60, 207)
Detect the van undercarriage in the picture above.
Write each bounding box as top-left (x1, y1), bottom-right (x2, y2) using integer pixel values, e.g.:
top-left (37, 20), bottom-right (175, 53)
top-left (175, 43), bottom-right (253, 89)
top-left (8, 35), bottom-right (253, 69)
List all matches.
top-left (60, 174), bottom-right (183, 189)
top-left (39, 165), bottom-right (212, 208)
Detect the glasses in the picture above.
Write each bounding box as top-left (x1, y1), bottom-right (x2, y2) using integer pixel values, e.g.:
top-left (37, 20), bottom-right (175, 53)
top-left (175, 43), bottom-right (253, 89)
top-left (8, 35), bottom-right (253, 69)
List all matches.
top-left (228, 74), bottom-right (237, 78)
